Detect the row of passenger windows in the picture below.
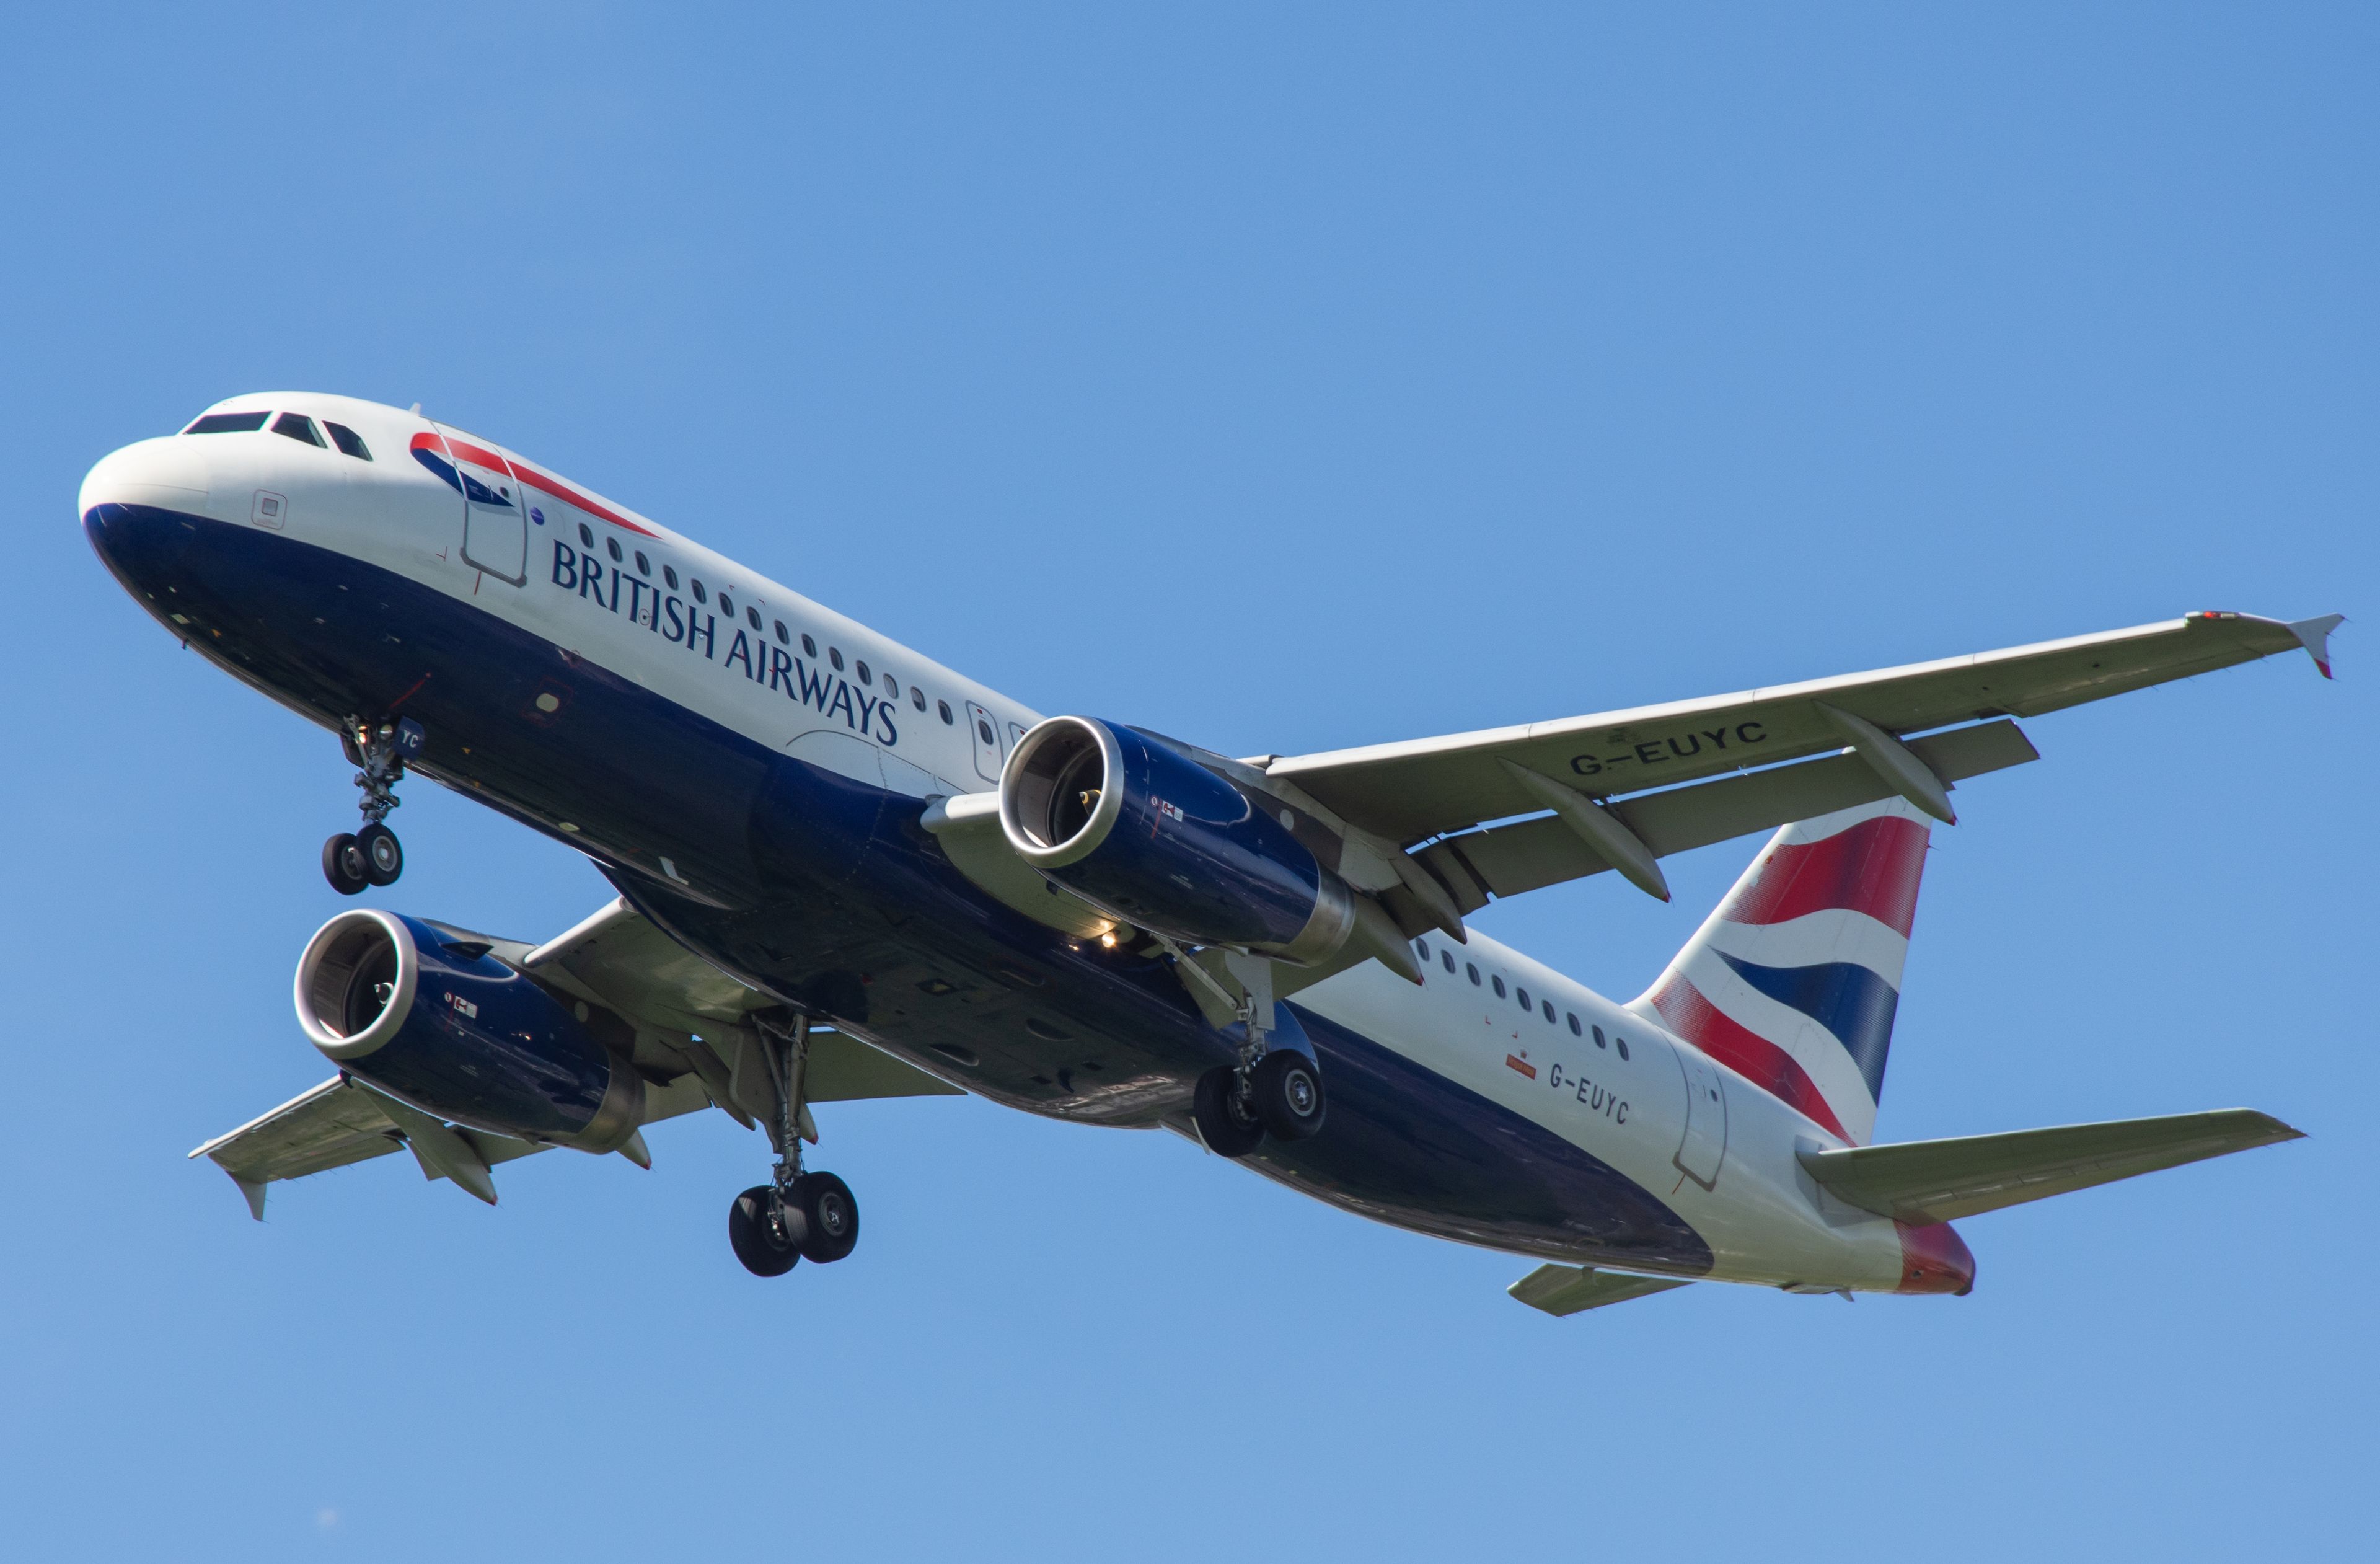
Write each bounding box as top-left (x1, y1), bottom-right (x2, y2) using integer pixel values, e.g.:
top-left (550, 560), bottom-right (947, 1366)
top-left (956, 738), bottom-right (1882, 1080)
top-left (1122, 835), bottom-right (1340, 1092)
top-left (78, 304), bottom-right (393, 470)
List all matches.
top-left (1414, 938), bottom-right (1633, 1059)
top-left (569, 522), bottom-right (963, 726)
top-left (179, 409), bottom-right (982, 736)
top-left (183, 410), bottom-right (372, 461)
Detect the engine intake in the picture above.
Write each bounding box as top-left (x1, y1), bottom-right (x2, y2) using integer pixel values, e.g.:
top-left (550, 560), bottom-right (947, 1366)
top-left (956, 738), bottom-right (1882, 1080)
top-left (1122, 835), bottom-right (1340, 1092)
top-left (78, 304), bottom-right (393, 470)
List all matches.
top-left (999, 716), bottom-right (1354, 962)
top-left (294, 909), bottom-right (644, 1153)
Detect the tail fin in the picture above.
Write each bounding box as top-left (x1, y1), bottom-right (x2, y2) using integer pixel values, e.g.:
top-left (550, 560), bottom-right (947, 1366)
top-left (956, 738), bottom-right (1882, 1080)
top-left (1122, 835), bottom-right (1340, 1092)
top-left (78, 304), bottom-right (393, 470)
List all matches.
top-left (1629, 798), bottom-right (1931, 1145)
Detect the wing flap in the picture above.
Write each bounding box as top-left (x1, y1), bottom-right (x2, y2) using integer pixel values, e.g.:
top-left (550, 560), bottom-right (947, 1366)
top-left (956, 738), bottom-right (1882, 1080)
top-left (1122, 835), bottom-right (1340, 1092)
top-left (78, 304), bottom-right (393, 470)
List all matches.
top-left (1798, 1108), bottom-right (2304, 1224)
top-left (1423, 719), bottom-right (2037, 907)
top-left (1271, 612), bottom-right (2326, 844)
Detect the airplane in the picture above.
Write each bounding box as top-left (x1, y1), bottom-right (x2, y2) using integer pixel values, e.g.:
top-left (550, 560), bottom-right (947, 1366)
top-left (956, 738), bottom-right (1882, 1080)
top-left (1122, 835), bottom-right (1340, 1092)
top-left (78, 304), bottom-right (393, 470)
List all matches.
top-left (79, 391), bottom-right (2335, 1313)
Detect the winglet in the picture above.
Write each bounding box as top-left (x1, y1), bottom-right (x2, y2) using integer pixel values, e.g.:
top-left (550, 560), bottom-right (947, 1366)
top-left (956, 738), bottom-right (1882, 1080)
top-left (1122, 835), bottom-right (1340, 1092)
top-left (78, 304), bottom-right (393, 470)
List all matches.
top-left (228, 1172), bottom-right (268, 1222)
top-left (2288, 614), bottom-right (2344, 679)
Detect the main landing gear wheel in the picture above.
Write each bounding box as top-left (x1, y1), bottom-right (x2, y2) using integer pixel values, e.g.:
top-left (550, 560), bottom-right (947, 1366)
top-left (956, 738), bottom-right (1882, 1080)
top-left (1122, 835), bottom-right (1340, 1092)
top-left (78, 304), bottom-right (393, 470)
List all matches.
top-left (1193, 1065), bottom-right (1266, 1159)
top-left (729, 1185), bottom-right (801, 1278)
top-left (322, 833), bottom-right (370, 896)
top-left (728, 1011), bottom-right (863, 1278)
top-left (790, 1171), bottom-right (859, 1263)
top-left (1250, 1049), bottom-right (1328, 1141)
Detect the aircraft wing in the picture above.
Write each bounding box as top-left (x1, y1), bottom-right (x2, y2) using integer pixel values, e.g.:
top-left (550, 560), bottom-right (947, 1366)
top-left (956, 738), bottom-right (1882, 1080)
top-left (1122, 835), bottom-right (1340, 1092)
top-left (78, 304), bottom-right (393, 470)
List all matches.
top-left (190, 1075), bottom-right (553, 1218)
top-left (193, 898), bottom-right (959, 1217)
top-left (1797, 1108), bottom-right (2304, 1224)
top-left (1262, 612), bottom-right (2340, 913)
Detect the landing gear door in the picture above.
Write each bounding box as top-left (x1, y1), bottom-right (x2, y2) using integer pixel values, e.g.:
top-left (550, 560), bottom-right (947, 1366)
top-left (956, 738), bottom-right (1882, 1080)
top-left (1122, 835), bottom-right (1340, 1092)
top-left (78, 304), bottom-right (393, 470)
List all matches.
top-left (433, 422), bottom-right (529, 586)
top-left (964, 702), bottom-right (1003, 784)
top-left (1669, 1041), bottom-right (1729, 1190)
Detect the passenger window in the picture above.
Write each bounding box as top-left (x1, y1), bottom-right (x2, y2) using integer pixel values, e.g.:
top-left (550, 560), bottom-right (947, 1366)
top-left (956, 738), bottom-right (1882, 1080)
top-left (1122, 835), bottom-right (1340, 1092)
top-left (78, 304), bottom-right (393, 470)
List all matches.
top-left (183, 411), bottom-right (270, 434)
top-left (1541, 1000), bottom-right (1554, 1022)
top-left (607, 538), bottom-right (623, 563)
top-left (271, 412), bottom-right (325, 447)
top-left (635, 551), bottom-right (651, 576)
top-left (802, 634), bottom-right (818, 657)
top-left (720, 593), bottom-right (735, 616)
top-left (1492, 976), bottom-right (1507, 998)
top-left (664, 565), bottom-right (680, 590)
top-left (1567, 1013), bottom-right (1582, 1036)
top-left (1441, 950), bottom-right (1455, 973)
top-left (938, 700), bottom-right (954, 724)
top-left (1466, 963), bottom-right (1481, 986)
top-left (976, 718), bottom-right (996, 744)
top-left (774, 620), bottom-right (789, 644)
top-left (324, 422), bottom-right (372, 460)
top-left (1416, 939), bottom-right (1430, 962)
top-left (829, 647), bottom-right (844, 671)
top-left (692, 580), bottom-right (707, 603)
top-left (578, 523), bottom-right (595, 548)
top-left (1592, 1026), bottom-right (1607, 1049)
top-left (857, 660), bottom-right (873, 684)
top-left (884, 675), bottom-right (899, 697)
top-left (746, 607), bottom-right (761, 630)
top-left (1616, 1038), bottom-right (1631, 1061)
top-left (910, 687), bottom-right (927, 711)
top-left (1517, 986), bottom-right (1530, 1009)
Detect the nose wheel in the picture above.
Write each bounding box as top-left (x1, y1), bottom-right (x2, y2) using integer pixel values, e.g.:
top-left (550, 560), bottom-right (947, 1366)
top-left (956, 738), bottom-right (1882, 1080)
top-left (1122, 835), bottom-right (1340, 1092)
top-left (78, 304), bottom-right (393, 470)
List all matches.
top-left (323, 716), bottom-right (420, 896)
top-left (730, 1012), bottom-right (862, 1278)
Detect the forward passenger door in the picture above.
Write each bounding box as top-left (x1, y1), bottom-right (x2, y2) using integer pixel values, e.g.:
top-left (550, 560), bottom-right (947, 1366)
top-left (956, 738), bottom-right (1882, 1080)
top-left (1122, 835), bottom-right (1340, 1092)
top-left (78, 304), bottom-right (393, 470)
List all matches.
top-left (433, 422), bottom-right (529, 586)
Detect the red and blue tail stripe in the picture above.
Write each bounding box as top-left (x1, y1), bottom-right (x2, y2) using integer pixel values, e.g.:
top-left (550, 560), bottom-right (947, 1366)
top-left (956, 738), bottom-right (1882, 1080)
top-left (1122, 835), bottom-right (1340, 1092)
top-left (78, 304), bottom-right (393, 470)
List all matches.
top-left (1631, 798), bottom-right (1931, 1145)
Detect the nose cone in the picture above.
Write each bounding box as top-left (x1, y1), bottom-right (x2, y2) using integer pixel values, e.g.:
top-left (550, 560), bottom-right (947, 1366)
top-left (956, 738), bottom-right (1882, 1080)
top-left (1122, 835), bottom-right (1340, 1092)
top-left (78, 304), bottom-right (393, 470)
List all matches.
top-left (1895, 1220), bottom-right (1976, 1296)
top-left (81, 436), bottom-right (209, 519)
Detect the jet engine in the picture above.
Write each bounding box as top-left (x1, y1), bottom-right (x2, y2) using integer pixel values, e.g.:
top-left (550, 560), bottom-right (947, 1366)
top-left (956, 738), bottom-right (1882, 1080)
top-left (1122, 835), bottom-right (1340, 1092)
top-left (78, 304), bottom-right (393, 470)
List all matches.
top-left (293, 909), bottom-right (645, 1152)
top-left (1000, 716), bottom-right (1372, 964)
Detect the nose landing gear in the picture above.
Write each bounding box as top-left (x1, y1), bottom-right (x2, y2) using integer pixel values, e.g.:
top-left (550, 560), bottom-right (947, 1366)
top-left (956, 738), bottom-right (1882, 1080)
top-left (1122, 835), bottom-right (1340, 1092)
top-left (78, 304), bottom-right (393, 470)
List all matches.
top-left (729, 1011), bottom-right (862, 1278)
top-left (322, 717), bottom-right (420, 896)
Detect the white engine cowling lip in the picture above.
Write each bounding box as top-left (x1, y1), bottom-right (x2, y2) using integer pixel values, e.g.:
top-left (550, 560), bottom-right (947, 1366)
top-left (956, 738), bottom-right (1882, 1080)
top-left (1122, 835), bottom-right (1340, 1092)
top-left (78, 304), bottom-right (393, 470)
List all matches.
top-left (293, 908), bottom-right (418, 1061)
top-left (1000, 715), bottom-right (1127, 870)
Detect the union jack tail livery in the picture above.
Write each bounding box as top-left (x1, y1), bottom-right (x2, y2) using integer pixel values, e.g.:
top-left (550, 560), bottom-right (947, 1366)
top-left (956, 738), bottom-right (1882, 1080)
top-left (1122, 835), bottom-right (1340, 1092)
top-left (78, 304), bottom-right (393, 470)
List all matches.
top-left (1632, 798), bottom-right (1931, 1146)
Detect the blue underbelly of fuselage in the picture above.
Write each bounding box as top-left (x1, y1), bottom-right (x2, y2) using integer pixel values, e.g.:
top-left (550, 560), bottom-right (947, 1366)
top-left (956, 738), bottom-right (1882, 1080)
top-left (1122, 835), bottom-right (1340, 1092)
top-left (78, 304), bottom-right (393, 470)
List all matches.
top-left (84, 501), bottom-right (1711, 1273)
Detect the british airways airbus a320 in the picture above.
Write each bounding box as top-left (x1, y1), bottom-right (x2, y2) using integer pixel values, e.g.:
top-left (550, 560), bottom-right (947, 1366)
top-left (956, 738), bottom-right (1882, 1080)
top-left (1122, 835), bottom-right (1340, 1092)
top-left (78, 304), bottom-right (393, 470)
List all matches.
top-left (81, 392), bottom-right (2332, 1312)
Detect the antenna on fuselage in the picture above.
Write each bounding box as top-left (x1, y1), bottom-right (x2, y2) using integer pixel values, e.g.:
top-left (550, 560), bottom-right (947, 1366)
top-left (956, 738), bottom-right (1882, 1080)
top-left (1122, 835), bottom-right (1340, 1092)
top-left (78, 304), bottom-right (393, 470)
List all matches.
top-left (407, 403), bottom-right (422, 415)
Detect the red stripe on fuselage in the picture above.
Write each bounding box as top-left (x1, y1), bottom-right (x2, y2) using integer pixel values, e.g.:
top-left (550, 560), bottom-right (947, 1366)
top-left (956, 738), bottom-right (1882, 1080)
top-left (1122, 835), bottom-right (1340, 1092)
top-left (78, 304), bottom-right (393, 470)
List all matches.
top-left (1721, 814), bottom-right (1927, 938)
top-left (1647, 975), bottom-right (1850, 1140)
top-left (408, 431), bottom-right (659, 539)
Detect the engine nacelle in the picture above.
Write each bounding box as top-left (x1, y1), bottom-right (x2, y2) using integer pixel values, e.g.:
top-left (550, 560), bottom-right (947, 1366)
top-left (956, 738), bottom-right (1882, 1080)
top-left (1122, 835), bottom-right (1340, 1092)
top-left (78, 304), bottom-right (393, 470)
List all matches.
top-left (294, 909), bottom-right (645, 1153)
top-left (999, 717), bottom-right (1355, 961)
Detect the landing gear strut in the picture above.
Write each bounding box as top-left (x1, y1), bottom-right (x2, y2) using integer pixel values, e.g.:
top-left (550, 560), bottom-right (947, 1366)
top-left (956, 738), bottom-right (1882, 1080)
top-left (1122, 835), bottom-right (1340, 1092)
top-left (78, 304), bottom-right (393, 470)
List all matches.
top-left (322, 716), bottom-right (418, 896)
top-left (1189, 963), bottom-right (1328, 1159)
top-left (728, 1010), bottom-right (861, 1278)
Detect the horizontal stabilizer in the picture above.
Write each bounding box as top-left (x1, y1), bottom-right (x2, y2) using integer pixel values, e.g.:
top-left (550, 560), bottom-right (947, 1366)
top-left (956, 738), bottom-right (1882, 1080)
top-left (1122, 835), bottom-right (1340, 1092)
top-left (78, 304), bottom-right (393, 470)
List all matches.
top-left (1798, 1109), bottom-right (2303, 1224)
top-left (1508, 1264), bottom-right (1692, 1317)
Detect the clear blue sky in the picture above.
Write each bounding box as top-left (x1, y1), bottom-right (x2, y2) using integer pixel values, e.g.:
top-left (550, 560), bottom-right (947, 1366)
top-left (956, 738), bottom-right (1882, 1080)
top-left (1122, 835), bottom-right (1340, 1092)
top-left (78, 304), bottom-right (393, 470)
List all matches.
top-left (3, 5), bottom-right (2372, 1559)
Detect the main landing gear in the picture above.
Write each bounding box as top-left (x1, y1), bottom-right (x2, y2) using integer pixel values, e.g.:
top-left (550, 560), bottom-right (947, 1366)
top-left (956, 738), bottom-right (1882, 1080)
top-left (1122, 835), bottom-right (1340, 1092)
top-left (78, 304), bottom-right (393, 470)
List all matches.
top-left (1190, 986), bottom-right (1328, 1160)
top-left (728, 1011), bottom-right (862, 1278)
top-left (323, 716), bottom-right (417, 896)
